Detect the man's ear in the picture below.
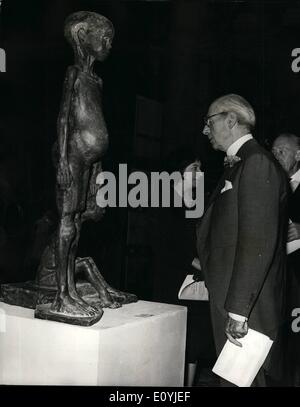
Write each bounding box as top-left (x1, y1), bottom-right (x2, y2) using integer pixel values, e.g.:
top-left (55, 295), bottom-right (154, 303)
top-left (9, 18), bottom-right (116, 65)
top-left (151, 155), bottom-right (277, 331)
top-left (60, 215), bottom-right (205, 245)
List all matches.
top-left (295, 150), bottom-right (300, 162)
top-left (227, 112), bottom-right (238, 129)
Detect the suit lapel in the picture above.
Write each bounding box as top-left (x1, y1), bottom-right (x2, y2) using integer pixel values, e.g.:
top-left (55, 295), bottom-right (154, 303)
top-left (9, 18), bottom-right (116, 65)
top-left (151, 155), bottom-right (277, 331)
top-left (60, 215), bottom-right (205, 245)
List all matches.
top-left (205, 167), bottom-right (231, 209)
top-left (202, 139), bottom-right (259, 216)
top-left (293, 183), bottom-right (300, 197)
top-left (235, 138), bottom-right (257, 160)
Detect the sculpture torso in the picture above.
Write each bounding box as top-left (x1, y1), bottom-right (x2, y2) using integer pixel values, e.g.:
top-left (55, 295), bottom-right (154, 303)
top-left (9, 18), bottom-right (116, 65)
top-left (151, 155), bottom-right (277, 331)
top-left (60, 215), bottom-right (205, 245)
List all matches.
top-left (68, 67), bottom-right (109, 165)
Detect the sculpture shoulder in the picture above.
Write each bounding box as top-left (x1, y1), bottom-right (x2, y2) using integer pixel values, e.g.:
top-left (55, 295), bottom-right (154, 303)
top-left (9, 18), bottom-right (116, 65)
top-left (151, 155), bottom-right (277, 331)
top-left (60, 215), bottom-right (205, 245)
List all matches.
top-left (66, 67), bottom-right (103, 89)
top-left (64, 65), bottom-right (79, 84)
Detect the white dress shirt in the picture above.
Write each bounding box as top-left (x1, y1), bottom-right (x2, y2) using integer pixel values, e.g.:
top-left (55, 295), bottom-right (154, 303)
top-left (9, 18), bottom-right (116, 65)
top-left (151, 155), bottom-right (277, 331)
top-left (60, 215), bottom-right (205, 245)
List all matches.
top-left (226, 133), bottom-right (253, 157)
top-left (290, 168), bottom-right (300, 192)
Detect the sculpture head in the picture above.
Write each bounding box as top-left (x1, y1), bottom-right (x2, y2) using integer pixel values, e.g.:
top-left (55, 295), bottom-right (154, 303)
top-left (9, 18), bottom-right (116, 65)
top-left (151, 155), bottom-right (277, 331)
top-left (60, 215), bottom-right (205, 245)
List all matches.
top-left (64, 11), bottom-right (114, 62)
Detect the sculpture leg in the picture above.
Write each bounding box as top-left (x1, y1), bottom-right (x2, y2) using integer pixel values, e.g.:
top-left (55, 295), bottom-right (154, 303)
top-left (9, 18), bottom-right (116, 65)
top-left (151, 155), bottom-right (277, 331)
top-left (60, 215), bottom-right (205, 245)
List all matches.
top-left (35, 165), bottom-right (103, 326)
top-left (50, 212), bottom-right (97, 317)
top-left (66, 214), bottom-right (103, 316)
top-left (75, 257), bottom-right (121, 309)
top-left (82, 257), bottom-right (137, 305)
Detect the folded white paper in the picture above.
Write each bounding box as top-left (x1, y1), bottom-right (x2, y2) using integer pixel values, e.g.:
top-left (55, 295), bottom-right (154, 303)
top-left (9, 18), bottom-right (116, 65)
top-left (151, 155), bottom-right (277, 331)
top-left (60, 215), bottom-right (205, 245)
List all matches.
top-left (287, 239), bottom-right (300, 255)
top-left (178, 275), bottom-right (209, 301)
top-left (212, 328), bottom-right (273, 387)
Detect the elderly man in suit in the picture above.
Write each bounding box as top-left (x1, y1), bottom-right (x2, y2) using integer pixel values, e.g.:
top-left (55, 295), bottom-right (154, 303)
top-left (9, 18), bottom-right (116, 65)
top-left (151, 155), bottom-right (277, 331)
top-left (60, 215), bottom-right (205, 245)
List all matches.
top-left (193, 94), bottom-right (289, 386)
top-left (272, 132), bottom-right (300, 386)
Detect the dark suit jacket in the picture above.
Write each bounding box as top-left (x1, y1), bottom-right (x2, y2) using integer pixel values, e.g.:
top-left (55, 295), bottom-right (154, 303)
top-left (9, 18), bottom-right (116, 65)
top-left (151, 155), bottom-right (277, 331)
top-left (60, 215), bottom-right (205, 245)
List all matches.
top-left (288, 183), bottom-right (300, 295)
top-left (196, 139), bottom-right (289, 338)
top-left (289, 183), bottom-right (300, 223)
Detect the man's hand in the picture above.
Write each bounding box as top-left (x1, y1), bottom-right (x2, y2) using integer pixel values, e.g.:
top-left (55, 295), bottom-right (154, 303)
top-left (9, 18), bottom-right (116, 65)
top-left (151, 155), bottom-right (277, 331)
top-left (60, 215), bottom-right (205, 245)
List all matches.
top-left (191, 257), bottom-right (203, 281)
top-left (225, 316), bottom-right (248, 347)
top-left (174, 160), bottom-right (202, 207)
top-left (191, 257), bottom-right (201, 272)
top-left (288, 221), bottom-right (300, 242)
top-left (57, 158), bottom-right (72, 189)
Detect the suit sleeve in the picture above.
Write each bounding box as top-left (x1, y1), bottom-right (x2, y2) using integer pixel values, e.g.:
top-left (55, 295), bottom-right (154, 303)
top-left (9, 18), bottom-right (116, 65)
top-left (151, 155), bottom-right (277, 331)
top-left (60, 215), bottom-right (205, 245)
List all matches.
top-left (224, 153), bottom-right (284, 317)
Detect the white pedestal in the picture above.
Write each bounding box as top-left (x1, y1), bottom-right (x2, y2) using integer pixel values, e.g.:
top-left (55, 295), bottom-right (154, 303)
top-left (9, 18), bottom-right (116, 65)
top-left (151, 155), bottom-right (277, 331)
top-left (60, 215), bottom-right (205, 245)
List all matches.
top-left (0, 300), bottom-right (187, 386)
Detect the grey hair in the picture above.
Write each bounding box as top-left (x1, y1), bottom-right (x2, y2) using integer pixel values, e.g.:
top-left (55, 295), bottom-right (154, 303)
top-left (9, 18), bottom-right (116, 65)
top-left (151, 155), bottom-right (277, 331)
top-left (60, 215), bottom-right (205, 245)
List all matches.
top-left (213, 94), bottom-right (256, 130)
top-left (64, 11), bottom-right (114, 52)
top-left (276, 132), bottom-right (300, 149)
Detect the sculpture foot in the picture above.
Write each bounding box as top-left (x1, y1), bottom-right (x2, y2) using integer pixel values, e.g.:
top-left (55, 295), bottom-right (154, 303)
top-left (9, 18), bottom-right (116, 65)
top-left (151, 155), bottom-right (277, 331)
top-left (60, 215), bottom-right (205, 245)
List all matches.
top-left (92, 299), bottom-right (120, 311)
top-left (82, 289), bottom-right (121, 310)
top-left (107, 287), bottom-right (138, 304)
top-left (75, 256), bottom-right (137, 307)
top-left (96, 293), bottom-right (121, 309)
top-left (68, 290), bottom-right (99, 315)
top-left (35, 294), bottom-right (103, 326)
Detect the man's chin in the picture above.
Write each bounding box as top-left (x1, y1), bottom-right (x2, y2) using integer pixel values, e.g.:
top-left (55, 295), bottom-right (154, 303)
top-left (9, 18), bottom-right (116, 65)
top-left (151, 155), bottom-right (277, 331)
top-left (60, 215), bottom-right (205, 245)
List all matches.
top-left (209, 141), bottom-right (220, 151)
top-left (277, 160), bottom-right (288, 172)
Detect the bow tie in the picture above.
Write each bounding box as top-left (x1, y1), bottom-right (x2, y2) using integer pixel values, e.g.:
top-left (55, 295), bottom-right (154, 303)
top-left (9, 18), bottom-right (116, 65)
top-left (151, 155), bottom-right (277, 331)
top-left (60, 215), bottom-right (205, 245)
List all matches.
top-left (224, 155), bottom-right (241, 168)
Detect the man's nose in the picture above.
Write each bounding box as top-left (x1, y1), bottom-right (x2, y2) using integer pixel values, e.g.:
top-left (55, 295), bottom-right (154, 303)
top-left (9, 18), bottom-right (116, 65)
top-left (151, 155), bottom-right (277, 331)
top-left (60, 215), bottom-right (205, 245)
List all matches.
top-left (203, 125), bottom-right (210, 136)
top-left (272, 148), bottom-right (279, 159)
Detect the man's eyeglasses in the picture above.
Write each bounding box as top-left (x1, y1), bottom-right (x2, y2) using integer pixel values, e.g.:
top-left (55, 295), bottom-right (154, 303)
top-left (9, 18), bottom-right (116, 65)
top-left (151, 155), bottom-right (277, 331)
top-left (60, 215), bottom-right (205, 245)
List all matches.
top-left (204, 111), bottom-right (228, 126)
top-left (271, 146), bottom-right (293, 157)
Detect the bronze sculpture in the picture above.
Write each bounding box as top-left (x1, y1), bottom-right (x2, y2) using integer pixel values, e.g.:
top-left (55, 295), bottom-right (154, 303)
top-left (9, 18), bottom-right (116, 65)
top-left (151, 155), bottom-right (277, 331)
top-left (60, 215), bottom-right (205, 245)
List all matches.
top-left (0, 11), bottom-right (137, 326)
top-left (35, 11), bottom-right (137, 325)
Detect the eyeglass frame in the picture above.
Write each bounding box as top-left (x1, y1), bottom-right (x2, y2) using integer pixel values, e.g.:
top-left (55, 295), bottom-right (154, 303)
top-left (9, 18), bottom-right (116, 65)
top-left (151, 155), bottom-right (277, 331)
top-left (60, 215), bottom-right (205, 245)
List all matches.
top-left (271, 145), bottom-right (296, 156)
top-left (203, 111), bottom-right (228, 127)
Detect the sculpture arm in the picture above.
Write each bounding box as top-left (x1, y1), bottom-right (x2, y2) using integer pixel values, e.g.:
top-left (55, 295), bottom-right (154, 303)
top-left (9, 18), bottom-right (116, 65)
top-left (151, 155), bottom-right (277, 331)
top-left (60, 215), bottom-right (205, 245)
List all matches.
top-left (57, 66), bottom-right (77, 159)
top-left (90, 161), bottom-right (102, 196)
top-left (56, 66), bottom-right (78, 188)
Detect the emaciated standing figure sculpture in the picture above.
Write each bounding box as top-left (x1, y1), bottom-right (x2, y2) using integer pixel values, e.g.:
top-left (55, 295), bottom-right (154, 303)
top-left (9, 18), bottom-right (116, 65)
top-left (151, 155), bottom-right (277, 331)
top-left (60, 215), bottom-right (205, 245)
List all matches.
top-left (35, 11), bottom-right (137, 325)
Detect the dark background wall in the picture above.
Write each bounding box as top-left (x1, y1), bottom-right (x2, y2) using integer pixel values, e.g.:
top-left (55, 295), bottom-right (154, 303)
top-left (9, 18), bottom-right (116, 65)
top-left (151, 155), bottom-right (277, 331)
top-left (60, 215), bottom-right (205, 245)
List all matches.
top-left (0, 0), bottom-right (300, 305)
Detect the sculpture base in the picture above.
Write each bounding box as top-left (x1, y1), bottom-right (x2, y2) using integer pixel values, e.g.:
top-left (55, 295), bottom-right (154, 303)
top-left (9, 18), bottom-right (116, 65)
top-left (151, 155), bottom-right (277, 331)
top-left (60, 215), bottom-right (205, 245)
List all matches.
top-left (35, 303), bottom-right (103, 327)
top-left (0, 281), bottom-right (55, 309)
top-left (0, 280), bottom-right (134, 320)
top-left (0, 300), bottom-right (187, 386)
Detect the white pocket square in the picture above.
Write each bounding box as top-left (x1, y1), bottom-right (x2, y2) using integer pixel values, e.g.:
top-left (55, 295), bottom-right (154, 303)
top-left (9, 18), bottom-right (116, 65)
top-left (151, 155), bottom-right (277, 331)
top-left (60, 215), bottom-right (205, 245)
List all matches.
top-left (221, 180), bottom-right (233, 194)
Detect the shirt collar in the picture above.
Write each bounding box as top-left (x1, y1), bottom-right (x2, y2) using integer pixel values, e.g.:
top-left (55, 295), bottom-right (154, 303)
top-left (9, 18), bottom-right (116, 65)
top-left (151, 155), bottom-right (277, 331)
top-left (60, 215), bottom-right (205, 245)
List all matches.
top-left (226, 134), bottom-right (253, 157)
top-left (290, 168), bottom-right (300, 184)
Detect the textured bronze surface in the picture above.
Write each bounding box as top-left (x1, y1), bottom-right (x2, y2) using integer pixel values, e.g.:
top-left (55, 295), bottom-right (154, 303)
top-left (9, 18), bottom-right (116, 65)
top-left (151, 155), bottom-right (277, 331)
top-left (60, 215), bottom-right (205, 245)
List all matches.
top-left (0, 12), bottom-right (137, 326)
